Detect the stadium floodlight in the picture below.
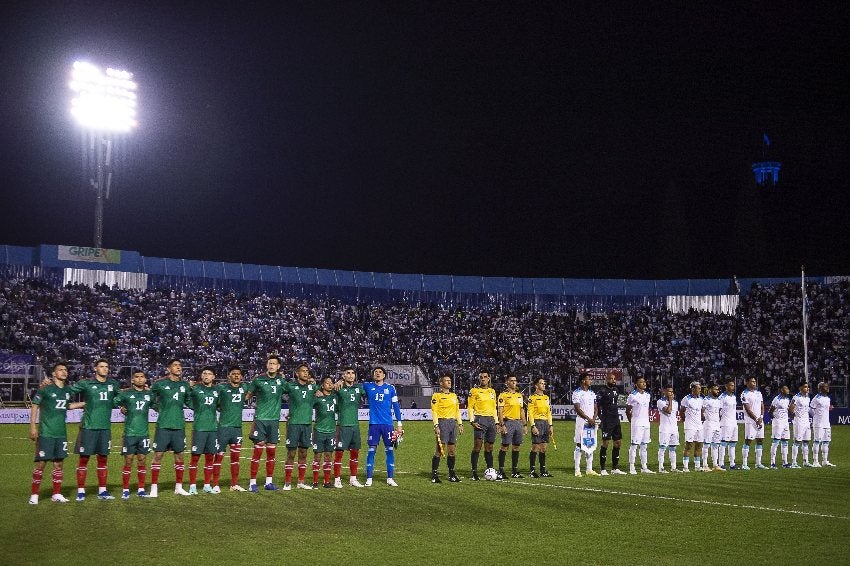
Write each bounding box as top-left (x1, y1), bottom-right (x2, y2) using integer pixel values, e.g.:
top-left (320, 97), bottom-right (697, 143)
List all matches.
top-left (69, 60), bottom-right (138, 248)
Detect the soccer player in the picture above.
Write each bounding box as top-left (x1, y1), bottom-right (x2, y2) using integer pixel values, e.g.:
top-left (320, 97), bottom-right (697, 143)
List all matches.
top-left (497, 373), bottom-right (527, 479)
top-left (810, 382), bottom-right (835, 467)
top-left (218, 365), bottom-right (248, 491)
top-left (334, 366), bottom-right (365, 487)
top-left (571, 372), bottom-right (599, 477)
top-left (149, 359), bottom-right (192, 497)
top-left (680, 381), bottom-right (705, 472)
top-left (187, 367), bottom-right (221, 494)
top-left (431, 372), bottom-right (464, 483)
top-left (528, 376), bottom-right (555, 478)
top-left (28, 362), bottom-right (83, 504)
top-left (114, 371), bottom-right (152, 499)
top-left (702, 383), bottom-right (723, 471)
top-left (69, 358), bottom-right (122, 501)
top-left (768, 384), bottom-right (792, 468)
top-left (789, 381), bottom-right (812, 468)
top-left (363, 366), bottom-right (403, 487)
top-left (626, 376), bottom-right (653, 474)
top-left (741, 376), bottom-right (767, 470)
top-left (597, 371), bottom-right (625, 475)
top-left (245, 356), bottom-right (285, 492)
top-left (282, 363), bottom-right (318, 490)
top-left (468, 369), bottom-right (498, 481)
top-left (718, 377), bottom-right (739, 470)
top-left (312, 376), bottom-right (339, 488)
top-left (656, 384), bottom-right (680, 473)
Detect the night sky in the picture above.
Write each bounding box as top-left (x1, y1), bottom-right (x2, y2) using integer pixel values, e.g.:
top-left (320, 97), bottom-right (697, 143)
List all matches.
top-left (1, 3), bottom-right (848, 279)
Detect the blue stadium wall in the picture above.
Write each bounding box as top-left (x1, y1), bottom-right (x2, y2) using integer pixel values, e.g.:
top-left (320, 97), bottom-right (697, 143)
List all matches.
top-left (0, 243), bottom-right (816, 311)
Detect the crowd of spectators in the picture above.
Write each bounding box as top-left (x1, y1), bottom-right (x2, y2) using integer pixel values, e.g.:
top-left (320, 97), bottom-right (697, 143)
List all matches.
top-left (0, 277), bottom-right (847, 404)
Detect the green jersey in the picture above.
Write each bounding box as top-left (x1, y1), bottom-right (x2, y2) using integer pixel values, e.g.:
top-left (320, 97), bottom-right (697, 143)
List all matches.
top-left (32, 384), bottom-right (71, 438)
top-left (190, 384), bottom-right (220, 432)
top-left (313, 393), bottom-right (338, 434)
top-left (283, 381), bottom-right (317, 425)
top-left (338, 384), bottom-right (365, 426)
top-left (69, 378), bottom-right (121, 429)
top-left (218, 384), bottom-right (247, 428)
top-left (114, 389), bottom-right (152, 437)
top-left (150, 378), bottom-right (190, 429)
top-left (247, 375), bottom-right (284, 421)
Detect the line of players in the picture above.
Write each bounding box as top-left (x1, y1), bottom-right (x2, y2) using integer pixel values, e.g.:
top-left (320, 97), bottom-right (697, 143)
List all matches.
top-left (430, 370), bottom-right (837, 482)
top-left (28, 357), bottom-right (404, 504)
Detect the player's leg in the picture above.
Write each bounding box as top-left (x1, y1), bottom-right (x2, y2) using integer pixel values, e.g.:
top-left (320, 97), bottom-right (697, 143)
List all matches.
top-left (658, 438), bottom-right (668, 472)
top-left (75, 429), bottom-right (91, 499)
top-left (447, 443), bottom-right (459, 481)
top-left (29, 457), bottom-right (48, 504)
top-left (471, 433), bottom-right (483, 480)
top-left (600, 436), bottom-right (609, 472)
top-left (173, 450), bottom-right (188, 494)
top-left (770, 438), bottom-right (779, 467)
top-left (297, 446), bottom-right (309, 488)
top-left (50, 459), bottom-right (66, 501)
top-left (122, 453), bottom-right (134, 494)
top-left (188, 432), bottom-right (201, 494)
top-left (365, 425), bottom-right (379, 484)
top-left (95, 432), bottom-right (111, 497)
top-left (383, 427), bottom-right (397, 483)
top-left (136, 453), bottom-right (148, 495)
top-left (530, 443), bottom-right (539, 477)
top-left (742, 437), bottom-right (751, 469)
top-left (755, 437), bottom-right (765, 468)
top-left (150, 450), bottom-right (164, 497)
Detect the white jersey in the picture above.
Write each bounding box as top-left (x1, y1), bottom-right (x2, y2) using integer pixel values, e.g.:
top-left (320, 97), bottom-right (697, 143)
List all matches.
top-left (626, 390), bottom-right (651, 427)
top-left (719, 391), bottom-right (737, 424)
top-left (680, 394), bottom-right (704, 430)
top-left (572, 388), bottom-right (597, 427)
top-left (740, 388), bottom-right (764, 424)
top-left (810, 394), bottom-right (831, 428)
top-left (770, 395), bottom-right (791, 424)
top-left (657, 398), bottom-right (679, 433)
top-left (703, 396), bottom-right (721, 424)
top-left (791, 393), bottom-right (811, 426)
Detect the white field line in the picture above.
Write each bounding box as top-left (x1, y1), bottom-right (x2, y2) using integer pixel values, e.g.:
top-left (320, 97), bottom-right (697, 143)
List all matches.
top-left (509, 480), bottom-right (850, 520)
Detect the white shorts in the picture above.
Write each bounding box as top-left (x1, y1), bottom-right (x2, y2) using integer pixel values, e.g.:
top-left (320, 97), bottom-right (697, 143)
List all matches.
top-left (771, 419), bottom-right (790, 440)
top-left (658, 429), bottom-right (679, 447)
top-left (720, 422), bottom-right (738, 443)
top-left (813, 427), bottom-right (831, 442)
top-left (793, 422), bottom-right (811, 442)
top-left (703, 422), bottom-right (721, 444)
top-left (684, 427), bottom-right (704, 443)
top-left (630, 424), bottom-right (651, 445)
top-left (744, 421), bottom-right (765, 440)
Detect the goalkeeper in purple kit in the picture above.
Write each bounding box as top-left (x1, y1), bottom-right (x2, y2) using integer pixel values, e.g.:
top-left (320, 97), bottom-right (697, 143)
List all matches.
top-left (363, 366), bottom-right (403, 486)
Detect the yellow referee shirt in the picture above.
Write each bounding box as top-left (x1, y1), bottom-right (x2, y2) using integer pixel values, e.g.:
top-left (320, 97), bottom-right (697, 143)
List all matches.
top-left (468, 387), bottom-right (497, 422)
top-left (498, 391), bottom-right (524, 421)
top-left (527, 393), bottom-right (552, 425)
top-left (431, 391), bottom-right (462, 425)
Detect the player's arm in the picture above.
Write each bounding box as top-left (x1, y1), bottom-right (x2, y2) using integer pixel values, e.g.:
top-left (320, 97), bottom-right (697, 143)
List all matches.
top-left (625, 396), bottom-right (633, 421)
top-left (391, 387), bottom-right (403, 431)
top-left (29, 400), bottom-right (40, 441)
top-left (497, 397), bottom-right (505, 432)
top-left (69, 401), bottom-right (85, 409)
top-left (520, 400), bottom-right (527, 431)
top-left (742, 396), bottom-right (759, 422)
top-left (468, 393), bottom-right (478, 428)
top-left (768, 400), bottom-right (776, 418)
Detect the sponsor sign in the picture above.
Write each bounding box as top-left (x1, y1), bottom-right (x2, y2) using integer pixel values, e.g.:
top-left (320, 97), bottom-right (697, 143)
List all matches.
top-left (58, 245), bottom-right (121, 264)
top-left (0, 354), bottom-right (33, 374)
top-left (382, 365), bottom-right (424, 385)
top-left (580, 368), bottom-right (626, 387)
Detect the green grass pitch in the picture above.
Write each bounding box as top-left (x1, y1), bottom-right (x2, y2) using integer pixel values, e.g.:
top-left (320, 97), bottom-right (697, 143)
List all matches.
top-left (1, 421), bottom-right (847, 565)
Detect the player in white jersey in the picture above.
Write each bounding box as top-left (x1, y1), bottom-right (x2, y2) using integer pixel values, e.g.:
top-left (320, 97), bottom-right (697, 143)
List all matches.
top-left (680, 382), bottom-right (705, 472)
top-left (701, 383), bottom-right (723, 471)
top-left (789, 382), bottom-right (812, 468)
top-left (768, 385), bottom-right (791, 468)
top-left (718, 378), bottom-right (739, 470)
top-left (810, 382), bottom-right (835, 467)
top-left (656, 385), bottom-right (680, 473)
top-left (740, 377), bottom-right (767, 470)
top-left (625, 377), bottom-right (654, 475)
top-left (572, 372), bottom-right (600, 477)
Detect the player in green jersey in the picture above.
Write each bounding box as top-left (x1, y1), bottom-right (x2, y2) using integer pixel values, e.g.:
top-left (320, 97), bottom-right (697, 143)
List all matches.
top-left (312, 376), bottom-right (339, 488)
top-left (188, 367), bottom-right (221, 495)
top-left (149, 359), bottom-right (192, 497)
top-left (282, 363), bottom-right (317, 490)
top-left (29, 362), bottom-right (84, 504)
top-left (114, 371), bottom-right (152, 499)
top-left (334, 366), bottom-right (365, 487)
top-left (68, 358), bottom-right (122, 501)
top-left (245, 355), bottom-right (285, 492)
top-left (217, 366), bottom-right (248, 491)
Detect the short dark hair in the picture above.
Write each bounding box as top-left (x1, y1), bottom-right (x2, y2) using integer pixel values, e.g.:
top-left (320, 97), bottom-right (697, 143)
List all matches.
top-left (200, 366), bottom-right (215, 374)
top-left (167, 358), bottom-right (181, 366)
top-left (51, 361), bottom-right (68, 372)
top-left (440, 371), bottom-right (453, 380)
top-left (342, 366), bottom-right (355, 373)
top-left (228, 365), bottom-right (242, 373)
top-left (94, 358), bottom-right (109, 367)
top-left (267, 355), bottom-right (282, 364)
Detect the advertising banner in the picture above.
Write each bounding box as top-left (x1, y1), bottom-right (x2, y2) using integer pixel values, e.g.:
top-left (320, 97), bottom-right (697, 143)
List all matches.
top-left (58, 245), bottom-right (121, 264)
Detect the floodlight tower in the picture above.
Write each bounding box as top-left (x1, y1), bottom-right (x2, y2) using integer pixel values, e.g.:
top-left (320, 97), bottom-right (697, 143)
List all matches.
top-left (69, 61), bottom-right (138, 248)
top-left (752, 133), bottom-right (780, 187)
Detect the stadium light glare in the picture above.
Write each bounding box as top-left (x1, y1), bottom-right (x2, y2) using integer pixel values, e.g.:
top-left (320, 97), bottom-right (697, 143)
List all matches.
top-left (69, 61), bottom-right (138, 133)
top-left (69, 60), bottom-right (139, 248)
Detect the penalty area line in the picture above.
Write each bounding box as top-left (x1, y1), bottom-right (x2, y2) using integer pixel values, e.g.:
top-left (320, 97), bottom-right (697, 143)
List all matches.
top-left (510, 480), bottom-right (849, 521)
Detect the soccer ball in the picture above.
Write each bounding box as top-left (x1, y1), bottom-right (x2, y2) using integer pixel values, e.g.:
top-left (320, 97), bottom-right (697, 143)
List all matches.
top-left (483, 468), bottom-right (498, 481)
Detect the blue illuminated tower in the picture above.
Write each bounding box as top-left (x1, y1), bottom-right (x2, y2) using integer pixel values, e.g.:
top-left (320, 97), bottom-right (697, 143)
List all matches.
top-left (752, 133), bottom-right (780, 186)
